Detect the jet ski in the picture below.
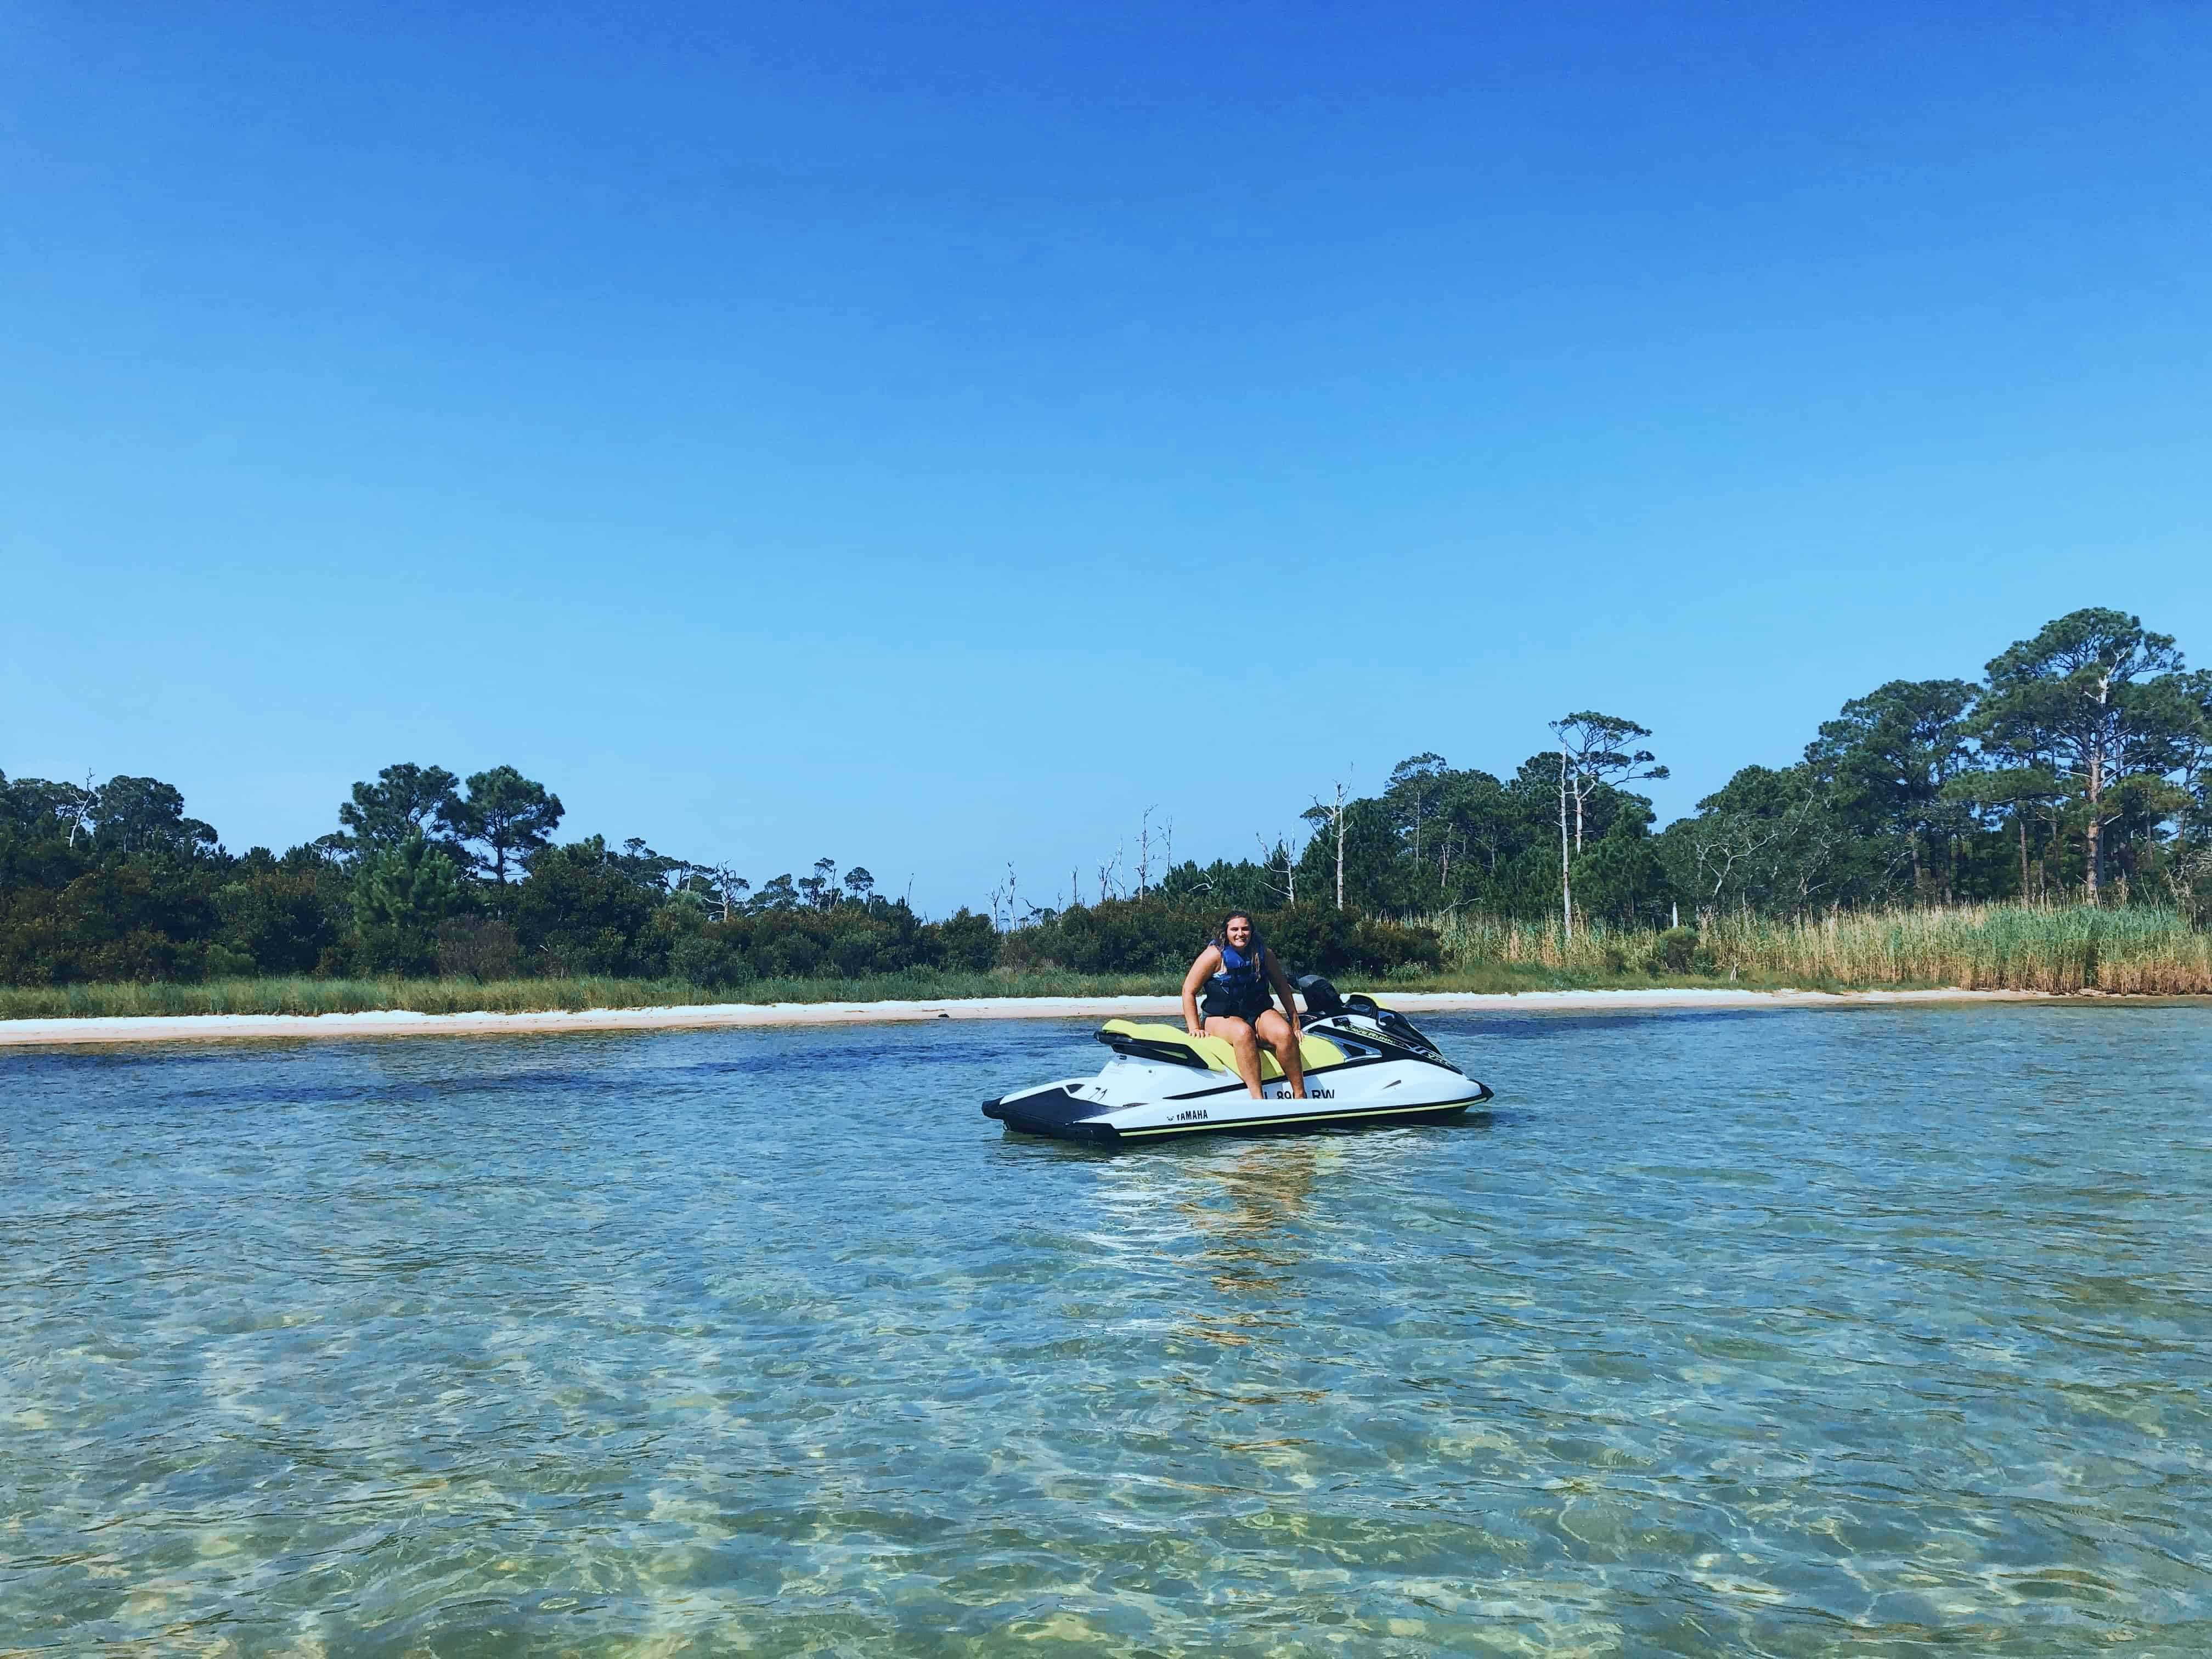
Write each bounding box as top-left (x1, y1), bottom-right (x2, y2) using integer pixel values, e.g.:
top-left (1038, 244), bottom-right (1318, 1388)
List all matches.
top-left (982, 975), bottom-right (1493, 1144)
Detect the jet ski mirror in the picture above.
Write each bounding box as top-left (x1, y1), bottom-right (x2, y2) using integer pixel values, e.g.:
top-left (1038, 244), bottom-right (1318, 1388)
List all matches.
top-left (1294, 973), bottom-right (1345, 1020)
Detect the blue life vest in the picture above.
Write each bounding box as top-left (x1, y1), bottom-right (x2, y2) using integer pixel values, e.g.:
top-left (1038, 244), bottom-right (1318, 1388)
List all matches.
top-left (1211, 936), bottom-right (1267, 999)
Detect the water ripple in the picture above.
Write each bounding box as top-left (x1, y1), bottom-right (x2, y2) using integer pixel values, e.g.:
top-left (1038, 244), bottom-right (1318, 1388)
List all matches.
top-left (4, 1005), bottom-right (2210, 1654)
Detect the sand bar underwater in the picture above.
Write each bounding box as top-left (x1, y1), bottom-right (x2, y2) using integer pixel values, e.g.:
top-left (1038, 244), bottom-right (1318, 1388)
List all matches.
top-left (0, 985), bottom-right (2070, 1048)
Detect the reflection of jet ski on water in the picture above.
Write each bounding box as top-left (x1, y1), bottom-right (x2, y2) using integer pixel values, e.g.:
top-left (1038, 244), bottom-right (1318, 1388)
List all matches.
top-left (983, 974), bottom-right (1494, 1144)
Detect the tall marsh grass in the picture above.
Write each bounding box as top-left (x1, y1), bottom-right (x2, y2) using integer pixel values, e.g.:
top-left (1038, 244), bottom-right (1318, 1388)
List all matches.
top-left (1429, 902), bottom-right (2212, 995)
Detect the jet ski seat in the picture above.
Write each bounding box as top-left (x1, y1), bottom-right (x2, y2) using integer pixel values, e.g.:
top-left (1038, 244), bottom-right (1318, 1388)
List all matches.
top-left (1098, 1019), bottom-right (1344, 1082)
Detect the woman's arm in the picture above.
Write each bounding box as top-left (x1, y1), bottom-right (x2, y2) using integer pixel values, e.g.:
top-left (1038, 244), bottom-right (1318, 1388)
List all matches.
top-left (1181, 946), bottom-right (1221, 1036)
top-left (1263, 949), bottom-right (1302, 1026)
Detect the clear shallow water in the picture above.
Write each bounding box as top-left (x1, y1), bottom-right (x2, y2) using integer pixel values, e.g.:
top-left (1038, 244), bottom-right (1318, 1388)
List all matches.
top-left (4, 1006), bottom-right (2211, 1656)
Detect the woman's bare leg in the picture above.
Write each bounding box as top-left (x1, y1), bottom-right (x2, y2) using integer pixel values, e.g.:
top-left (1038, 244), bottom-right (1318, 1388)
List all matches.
top-left (1254, 1008), bottom-right (1306, 1098)
top-left (1203, 1015), bottom-right (1265, 1097)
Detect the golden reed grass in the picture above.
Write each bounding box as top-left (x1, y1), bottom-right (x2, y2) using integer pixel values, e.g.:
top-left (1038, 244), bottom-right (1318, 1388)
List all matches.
top-left (1428, 903), bottom-right (2212, 994)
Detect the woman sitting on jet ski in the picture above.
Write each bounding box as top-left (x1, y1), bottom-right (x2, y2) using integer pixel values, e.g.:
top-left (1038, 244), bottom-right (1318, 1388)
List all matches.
top-left (1181, 911), bottom-right (1308, 1101)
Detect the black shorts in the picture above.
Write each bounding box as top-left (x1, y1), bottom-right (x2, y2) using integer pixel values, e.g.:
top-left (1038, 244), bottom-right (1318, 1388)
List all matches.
top-left (1201, 988), bottom-right (1275, 1026)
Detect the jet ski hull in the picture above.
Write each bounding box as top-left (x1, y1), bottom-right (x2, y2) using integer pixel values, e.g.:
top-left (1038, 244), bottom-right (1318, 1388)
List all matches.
top-left (983, 1056), bottom-right (1494, 1145)
top-left (984, 990), bottom-right (1494, 1146)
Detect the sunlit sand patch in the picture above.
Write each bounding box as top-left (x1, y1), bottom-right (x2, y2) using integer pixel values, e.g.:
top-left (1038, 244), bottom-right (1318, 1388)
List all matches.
top-left (1555, 1494), bottom-right (1641, 1553)
top-left (135, 1632), bottom-right (236, 1659)
top-left (1416, 1573), bottom-right (1629, 1653)
top-left (118, 1577), bottom-right (194, 1620)
top-left (1984, 1564), bottom-right (2125, 1603)
top-left (631, 1627), bottom-right (755, 1658)
top-left (1430, 1423), bottom-right (1534, 1457)
top-left (642, 1488), bottom-right (729, 1531)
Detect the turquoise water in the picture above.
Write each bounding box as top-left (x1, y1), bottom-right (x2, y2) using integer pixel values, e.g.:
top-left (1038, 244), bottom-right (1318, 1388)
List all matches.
top-left (4, 1005), bottom-right (2211, 1655)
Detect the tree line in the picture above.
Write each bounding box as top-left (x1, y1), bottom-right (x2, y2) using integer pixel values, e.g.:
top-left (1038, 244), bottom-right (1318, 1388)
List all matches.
top-left (0, 760), bottom-right (1005, 986)
top-left (3, 608), bottom-right (2208, 988)
top-left (1030, 607), bottom-right (2212, 936)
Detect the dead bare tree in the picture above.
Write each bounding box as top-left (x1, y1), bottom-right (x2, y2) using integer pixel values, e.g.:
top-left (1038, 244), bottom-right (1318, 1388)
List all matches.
top-left (988, 862), bottom-right (1031, 930)
top-left (1557, 743), bottom-right (1572, 940)
top-left (709, 863), bottom-right (751, 922)
top-left (1096, 844), bottom-right (1122, 905)
top-left (1255, 833), bottom-right (1297, 906)
top-left (1302, 779), bottom-right (1350, 910)
top-left (67, 771), bottom-right (98, 847)
top-left (1135, 805), bottom-right (1161, 895)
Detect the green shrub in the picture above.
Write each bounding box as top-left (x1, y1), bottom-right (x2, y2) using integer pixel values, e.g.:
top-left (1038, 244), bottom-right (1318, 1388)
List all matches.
top-left (1655, 926), bottom-right (1700, 973)
top-left (201, 944), bottom-right (258, 978)
top-left (930, 909), bottom-right (999, 973)
top-left (665, 931), bottom-right (755, 989)
top-left (435, 917), bottom-right (519, 981)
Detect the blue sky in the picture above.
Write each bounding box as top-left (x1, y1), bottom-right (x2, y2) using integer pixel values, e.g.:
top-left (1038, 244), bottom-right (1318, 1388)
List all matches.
top-left (5, 2), bottom-right (2208, 912)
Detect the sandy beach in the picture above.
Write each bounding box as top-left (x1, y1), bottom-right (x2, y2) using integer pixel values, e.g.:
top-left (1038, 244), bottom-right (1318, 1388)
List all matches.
top-left (0, 986), bottom-right (2059, 1049)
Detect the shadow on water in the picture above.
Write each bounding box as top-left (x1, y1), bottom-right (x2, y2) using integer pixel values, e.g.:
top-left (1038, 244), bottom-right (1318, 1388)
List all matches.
top-left (1180, 1139), bottom-right (1322, 1304)
top-left (983, 1108), bottom-right (1498, 1164)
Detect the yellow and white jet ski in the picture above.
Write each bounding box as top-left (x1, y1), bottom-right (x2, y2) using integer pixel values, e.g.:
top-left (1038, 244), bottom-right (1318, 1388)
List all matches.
top-left (983, 976), bottom-right (1493, 1144)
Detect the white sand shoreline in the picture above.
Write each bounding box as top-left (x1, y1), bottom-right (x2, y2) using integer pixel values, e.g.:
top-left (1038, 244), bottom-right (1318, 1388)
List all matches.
top-left (0, 986), bottom-right (2064, 1049)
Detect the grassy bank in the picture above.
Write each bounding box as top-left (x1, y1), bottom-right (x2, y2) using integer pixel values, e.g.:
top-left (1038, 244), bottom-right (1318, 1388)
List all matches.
top-left (1430, 902), bottom-right (2212, 995)
top-left (4, 902), bottom-right (2207, 1021)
